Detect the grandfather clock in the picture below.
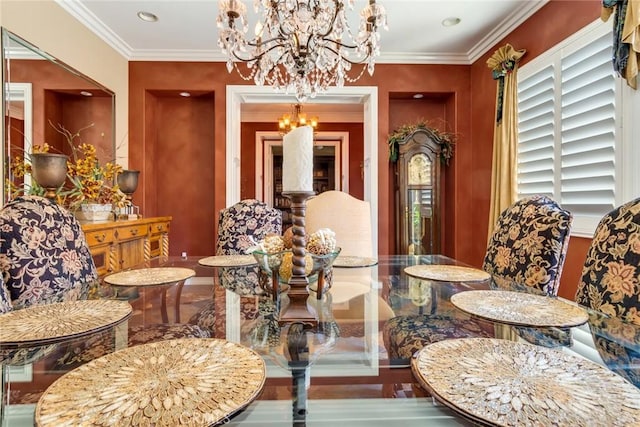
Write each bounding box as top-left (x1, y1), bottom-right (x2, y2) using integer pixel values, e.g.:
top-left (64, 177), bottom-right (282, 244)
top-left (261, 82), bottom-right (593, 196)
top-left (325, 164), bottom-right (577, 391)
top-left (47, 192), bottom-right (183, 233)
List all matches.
top-left (394, 128), bottom-right (442, 255)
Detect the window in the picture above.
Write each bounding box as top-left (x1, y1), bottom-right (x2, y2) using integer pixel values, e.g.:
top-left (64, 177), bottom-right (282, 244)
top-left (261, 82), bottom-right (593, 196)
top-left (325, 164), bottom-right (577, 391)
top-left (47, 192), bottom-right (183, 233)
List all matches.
top-left (517, 19), bottom-right (639, 236)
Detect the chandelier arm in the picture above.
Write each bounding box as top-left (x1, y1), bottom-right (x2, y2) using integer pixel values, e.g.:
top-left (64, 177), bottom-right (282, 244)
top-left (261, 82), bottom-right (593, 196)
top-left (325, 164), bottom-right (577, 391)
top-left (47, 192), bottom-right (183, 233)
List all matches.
top-left (322, 38), bottom-right (358, 50)
top-left (246, 34), bottom-right (287, 48)
top-left (230, 43), bottom-right (286, 63)
top-left (322, 44), bottom-right (374, 66)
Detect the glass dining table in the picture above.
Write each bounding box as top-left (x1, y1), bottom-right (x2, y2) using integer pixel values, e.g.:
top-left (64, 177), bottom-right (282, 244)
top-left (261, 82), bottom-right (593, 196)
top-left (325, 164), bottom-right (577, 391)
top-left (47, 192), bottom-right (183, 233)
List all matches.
top-left (1, 254), bottom-right (638, 426)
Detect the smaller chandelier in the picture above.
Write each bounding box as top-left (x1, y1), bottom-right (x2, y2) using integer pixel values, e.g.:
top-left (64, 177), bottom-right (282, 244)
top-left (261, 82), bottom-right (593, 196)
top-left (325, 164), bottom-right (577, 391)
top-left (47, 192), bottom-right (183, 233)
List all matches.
top-left (217, 0), bottom-right (388, 101)
top-left (278, 104), bottom-right (319, 135)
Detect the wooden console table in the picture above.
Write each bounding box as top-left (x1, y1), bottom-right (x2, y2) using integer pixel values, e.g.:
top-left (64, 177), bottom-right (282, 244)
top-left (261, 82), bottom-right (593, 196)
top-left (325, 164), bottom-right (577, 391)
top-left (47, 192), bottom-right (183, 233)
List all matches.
top-left (81, 217), bottom-right (171, 276)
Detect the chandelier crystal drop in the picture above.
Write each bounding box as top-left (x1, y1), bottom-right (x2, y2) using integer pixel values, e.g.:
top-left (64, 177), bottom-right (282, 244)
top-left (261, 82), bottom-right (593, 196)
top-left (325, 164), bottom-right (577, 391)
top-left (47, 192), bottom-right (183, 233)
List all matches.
top-left (278, 104), bottom-right (319, 134)
top-left (217, 0), bottom-right (388, 101)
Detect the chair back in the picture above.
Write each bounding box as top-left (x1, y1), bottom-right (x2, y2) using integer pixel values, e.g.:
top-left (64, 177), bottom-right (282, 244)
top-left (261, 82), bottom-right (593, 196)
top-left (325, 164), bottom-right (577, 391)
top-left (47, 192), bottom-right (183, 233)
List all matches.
top-left (216, 199), bottom-right (282, 255)
top-left (306, 191), bottom-right (373, 257)
top-left (483, 195), bottom-right (573, 296)
top-left (0, 195), bottom-right (98, 309)
top-left (575, 197), bottom-right (640, 325)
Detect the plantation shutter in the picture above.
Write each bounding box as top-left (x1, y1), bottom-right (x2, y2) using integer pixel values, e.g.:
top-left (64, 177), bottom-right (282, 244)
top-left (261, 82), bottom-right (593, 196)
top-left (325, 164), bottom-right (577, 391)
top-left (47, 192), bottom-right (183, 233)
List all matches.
top-left (559, 32), bottom-right (616, 216)
top-left (517, 64), bottom-right (555, 198)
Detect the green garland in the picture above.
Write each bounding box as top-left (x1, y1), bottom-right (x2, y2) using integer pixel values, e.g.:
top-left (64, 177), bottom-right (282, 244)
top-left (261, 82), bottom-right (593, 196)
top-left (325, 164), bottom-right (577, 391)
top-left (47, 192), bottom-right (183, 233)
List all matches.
top-left (388, 120), bottom-right (456, 165)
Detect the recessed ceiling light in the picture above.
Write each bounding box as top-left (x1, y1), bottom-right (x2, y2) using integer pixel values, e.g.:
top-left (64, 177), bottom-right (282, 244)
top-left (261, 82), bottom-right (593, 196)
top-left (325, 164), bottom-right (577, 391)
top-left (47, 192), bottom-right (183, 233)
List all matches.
top-left (413, 93), bottom-right (424, 99)
top-left (179, 92), bottom-right (191, 97)
top-left (442, 17), bottom-right (461, 27)
top-left (137, 11), bottom-right (158, 22)
top-left (80, 91), bottom-right (93, 97)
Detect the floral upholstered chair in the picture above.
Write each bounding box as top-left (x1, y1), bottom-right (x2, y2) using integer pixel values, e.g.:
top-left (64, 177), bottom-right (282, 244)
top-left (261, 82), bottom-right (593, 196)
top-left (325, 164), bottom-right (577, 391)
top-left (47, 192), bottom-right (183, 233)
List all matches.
top-left (569, 197), bottom-right (640, 387)
top-left (0, 195), bottom-right (98, 307)
top-left (575, 197), bottom-right (640, 326)
top-left (383, 195), bottom-right (573, 360)
top-left (483, 195), bottom-right (573, 296)
top-left (189, 199), bottom-right (282, 335)
top-left (216, 199), bottom-right (283, 256)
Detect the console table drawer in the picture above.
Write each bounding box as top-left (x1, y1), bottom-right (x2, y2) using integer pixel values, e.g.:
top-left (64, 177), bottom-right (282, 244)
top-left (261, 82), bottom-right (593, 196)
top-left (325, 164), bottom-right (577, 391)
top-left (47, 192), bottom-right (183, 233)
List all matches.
top-left (85, 229), bottom-right (115, 246)
top-left (151, 221), bottom-right (170, 235)
top-left (117, 224), bottom-right (147, 240)
top-left (82, 217), bottom-right (171, 277)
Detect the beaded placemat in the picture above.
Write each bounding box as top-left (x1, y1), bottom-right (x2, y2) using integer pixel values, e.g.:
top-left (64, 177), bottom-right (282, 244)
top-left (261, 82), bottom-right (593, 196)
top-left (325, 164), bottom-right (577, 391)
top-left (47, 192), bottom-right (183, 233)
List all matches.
top-left (404, 265), bottom-right (490, 282)
top-left (451, 290), bottom-right (588, 327)
top-left (0, 300), bottom-right (131, 347)
top-left (333, 256), bottom-right (378, 268)
top-left (36, 338), bottom-right (266, 426)
top-left (198, 255), bottom-right (257, 267)
top-left (412, 338), bottom-right (640, 426)
top-left (104, 267), bottom-right (195, 286)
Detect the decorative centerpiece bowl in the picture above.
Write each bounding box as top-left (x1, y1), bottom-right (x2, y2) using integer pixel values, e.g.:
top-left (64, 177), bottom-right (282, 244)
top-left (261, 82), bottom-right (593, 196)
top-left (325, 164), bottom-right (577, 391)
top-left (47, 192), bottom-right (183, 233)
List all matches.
top-left (252, 248), bottom-right (341, 297)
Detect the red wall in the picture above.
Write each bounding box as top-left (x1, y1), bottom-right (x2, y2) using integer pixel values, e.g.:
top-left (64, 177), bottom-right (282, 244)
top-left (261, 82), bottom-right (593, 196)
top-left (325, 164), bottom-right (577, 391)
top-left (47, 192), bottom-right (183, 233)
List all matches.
top-left (469, 0), bottom-right (601, 299)
top-left (10, 60), bottom-right (113, 163)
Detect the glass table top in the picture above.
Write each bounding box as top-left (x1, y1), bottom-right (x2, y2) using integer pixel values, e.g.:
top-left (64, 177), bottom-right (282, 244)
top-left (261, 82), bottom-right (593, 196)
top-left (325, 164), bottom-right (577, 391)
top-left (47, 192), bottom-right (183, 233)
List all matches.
top-left (2, 255), bottom-right (638, 426)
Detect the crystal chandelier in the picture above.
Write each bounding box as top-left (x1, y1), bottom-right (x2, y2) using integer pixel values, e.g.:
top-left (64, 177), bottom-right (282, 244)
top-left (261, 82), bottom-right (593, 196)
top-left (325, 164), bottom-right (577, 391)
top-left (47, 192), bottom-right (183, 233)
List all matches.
top-left (217, 0), bottom-right (388, 101)
top-left (278, 104), bottom-right (319, 134)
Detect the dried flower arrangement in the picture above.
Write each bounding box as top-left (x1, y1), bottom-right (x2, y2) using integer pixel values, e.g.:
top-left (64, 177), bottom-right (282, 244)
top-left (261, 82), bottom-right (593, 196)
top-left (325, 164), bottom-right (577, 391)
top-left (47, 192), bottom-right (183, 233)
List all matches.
top-left (7, 122), bottom-right (128, 210)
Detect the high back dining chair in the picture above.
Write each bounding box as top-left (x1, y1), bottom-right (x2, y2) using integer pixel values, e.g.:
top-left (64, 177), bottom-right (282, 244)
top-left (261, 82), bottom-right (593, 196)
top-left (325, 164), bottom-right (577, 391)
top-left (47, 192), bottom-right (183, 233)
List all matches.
top-left (575, 196), bottom-right (640, 326)
top-left (383, 195), bottom-right (573, 360)
top-left (306, 191), bottom-right (373, 257)
top-left (216, 198), bottom-right (283, 256)
top-left (0, 195), bottom-right (98, 308)
top-left (483, 195), bottom-right (573, 297)
top-left (189, 199), bottom-right (282, 335)
top-left (306, 191), bottom-right (393, 336)
top-left (573, 197), bottom-right (640, 386)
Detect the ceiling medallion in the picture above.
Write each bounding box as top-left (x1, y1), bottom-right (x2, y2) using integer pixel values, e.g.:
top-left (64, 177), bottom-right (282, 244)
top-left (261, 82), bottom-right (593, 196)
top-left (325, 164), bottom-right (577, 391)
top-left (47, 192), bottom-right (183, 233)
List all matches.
top-left (217, 0), bottom-right (387, 101)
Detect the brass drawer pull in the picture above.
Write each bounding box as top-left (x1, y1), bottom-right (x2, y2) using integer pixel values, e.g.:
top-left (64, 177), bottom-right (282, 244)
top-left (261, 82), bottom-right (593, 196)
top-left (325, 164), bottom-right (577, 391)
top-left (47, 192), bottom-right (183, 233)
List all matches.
top-left (95, 234), bottom-right (106, 243)
top-left (157, 225), bottom-right (164, 231)
top-left (130, 228), bottom-right (139, 236)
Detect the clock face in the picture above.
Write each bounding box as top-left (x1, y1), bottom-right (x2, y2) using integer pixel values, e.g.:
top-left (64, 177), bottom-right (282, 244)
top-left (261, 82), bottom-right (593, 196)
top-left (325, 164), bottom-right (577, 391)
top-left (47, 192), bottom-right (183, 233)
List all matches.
top-left (408, 153), bottom-right (431, 185)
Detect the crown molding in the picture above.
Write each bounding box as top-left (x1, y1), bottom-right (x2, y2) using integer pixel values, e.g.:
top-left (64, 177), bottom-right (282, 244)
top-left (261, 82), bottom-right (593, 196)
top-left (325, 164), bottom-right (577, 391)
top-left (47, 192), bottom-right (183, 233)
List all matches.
top-left (55, 0), bottom-right (133, 59)
top-left (128, 49), bottom-right (226, 62)
top-left (57, 0), bottom-right (550, 65)
top-left (377, 52), bottom-right (471, 65)
top-left (466, 0), bottom-right (549, 63)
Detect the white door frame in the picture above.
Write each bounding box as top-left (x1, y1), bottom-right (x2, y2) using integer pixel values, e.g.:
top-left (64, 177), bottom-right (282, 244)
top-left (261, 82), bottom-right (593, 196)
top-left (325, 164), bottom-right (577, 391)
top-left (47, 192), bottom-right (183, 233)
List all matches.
top-left (255, 131), bottom-right (350, 204)
top-left (227, 85), bottom-right (378, 255)
top-left (3, 82), bottom-right (33, 201)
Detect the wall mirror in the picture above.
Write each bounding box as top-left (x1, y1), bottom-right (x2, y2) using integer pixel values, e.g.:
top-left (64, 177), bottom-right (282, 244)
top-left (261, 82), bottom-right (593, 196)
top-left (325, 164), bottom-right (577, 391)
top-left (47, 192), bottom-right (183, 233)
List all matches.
top-left (1, 28), bottom-right (115, 203)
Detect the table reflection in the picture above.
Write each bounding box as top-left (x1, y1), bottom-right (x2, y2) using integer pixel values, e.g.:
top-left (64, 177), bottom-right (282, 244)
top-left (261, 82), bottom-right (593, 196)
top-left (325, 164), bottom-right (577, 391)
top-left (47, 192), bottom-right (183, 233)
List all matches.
top-left (1, 255), bottom-right (638, 426)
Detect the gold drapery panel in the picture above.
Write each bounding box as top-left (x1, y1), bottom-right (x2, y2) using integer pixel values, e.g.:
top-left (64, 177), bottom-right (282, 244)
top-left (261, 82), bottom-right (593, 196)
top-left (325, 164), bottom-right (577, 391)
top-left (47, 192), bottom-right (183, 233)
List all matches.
top-left (602, 0), bottom-right (640, 89)
top-left (486, 44), bottom-right (526, 240)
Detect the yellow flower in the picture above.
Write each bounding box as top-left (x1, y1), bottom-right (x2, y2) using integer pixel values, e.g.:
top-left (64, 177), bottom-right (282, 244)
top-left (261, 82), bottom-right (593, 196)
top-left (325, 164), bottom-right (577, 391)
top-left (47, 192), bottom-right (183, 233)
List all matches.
top-left (602, 261), bottom-right (637, 302)
top-left (494, 246), bottom-right (512, 272)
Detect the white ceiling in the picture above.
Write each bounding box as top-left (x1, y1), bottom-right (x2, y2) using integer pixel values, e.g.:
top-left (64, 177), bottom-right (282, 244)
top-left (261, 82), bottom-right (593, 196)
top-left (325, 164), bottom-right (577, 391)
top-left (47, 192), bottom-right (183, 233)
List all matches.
top-left (59, 0), bottom-right (548, 64)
